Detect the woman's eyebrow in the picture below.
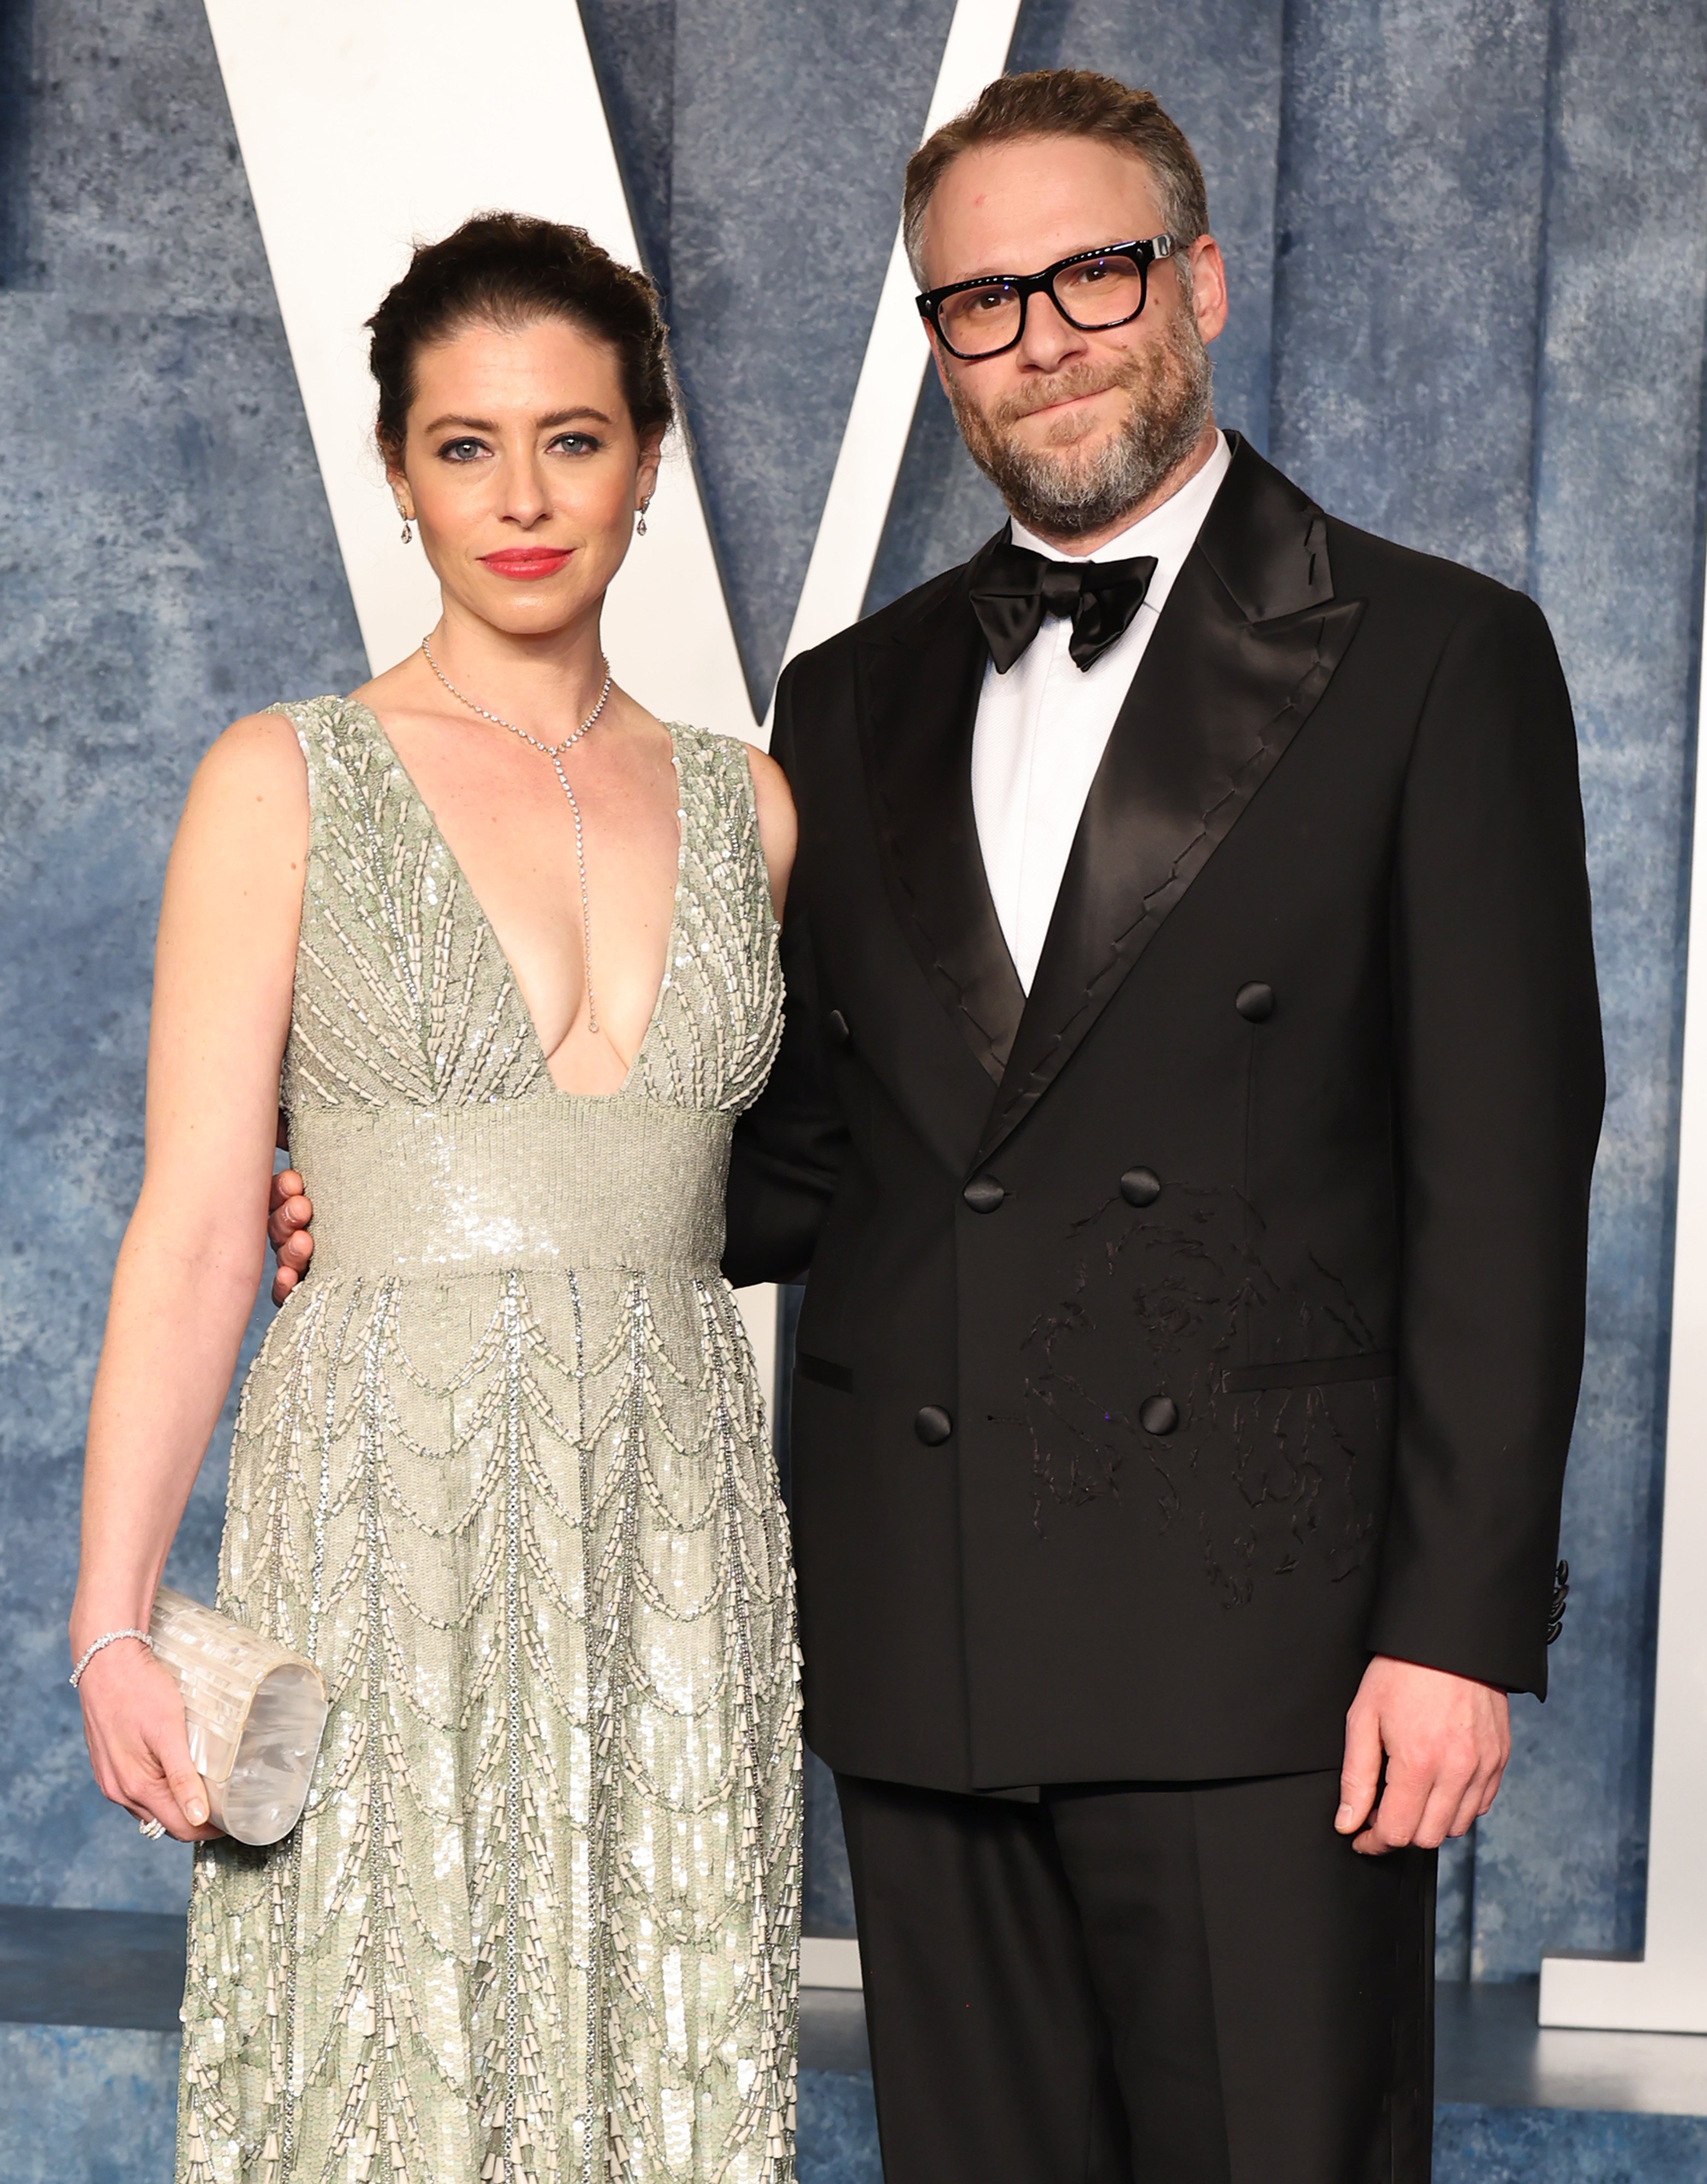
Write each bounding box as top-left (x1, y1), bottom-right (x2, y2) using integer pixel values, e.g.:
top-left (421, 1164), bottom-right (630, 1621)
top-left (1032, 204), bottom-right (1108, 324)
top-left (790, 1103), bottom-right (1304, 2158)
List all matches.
top-left (420, 407), bottom-right (615, 433)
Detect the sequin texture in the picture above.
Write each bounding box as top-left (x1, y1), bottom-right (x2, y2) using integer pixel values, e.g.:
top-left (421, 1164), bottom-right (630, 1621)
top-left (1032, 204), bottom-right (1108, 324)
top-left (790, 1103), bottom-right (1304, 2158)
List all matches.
top-left (176, 699), bottom-right (799, 2183)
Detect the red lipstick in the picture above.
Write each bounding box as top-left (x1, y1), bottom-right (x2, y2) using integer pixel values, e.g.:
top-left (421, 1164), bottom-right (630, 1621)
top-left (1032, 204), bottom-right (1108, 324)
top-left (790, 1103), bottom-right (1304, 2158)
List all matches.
top-left (480, 547), bottom-right (572, 580)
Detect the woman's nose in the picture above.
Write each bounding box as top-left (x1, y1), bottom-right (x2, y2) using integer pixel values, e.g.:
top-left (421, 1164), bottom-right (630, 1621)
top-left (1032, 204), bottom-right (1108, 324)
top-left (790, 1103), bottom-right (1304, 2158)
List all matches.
top-left (501, 458), bottom-right (554, 525)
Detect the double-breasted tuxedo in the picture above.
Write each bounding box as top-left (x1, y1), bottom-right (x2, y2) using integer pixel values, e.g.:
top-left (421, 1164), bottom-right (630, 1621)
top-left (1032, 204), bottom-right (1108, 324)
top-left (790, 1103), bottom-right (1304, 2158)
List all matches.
top-left (724, 434), bottom-right (1603, 2183)
top-left (727, 434), bottom-right (1603, 1790)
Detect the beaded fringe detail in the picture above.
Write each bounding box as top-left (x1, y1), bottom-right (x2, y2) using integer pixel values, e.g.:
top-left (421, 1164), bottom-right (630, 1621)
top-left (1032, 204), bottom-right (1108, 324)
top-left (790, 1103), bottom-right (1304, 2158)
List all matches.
top-left (176, 701), bottom-right (797, 2183)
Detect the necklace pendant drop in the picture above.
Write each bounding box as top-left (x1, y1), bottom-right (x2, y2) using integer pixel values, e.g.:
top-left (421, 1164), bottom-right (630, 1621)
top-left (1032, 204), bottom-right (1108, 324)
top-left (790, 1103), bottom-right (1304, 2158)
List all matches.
top-left (420, 637), bottom-right (613, 1043)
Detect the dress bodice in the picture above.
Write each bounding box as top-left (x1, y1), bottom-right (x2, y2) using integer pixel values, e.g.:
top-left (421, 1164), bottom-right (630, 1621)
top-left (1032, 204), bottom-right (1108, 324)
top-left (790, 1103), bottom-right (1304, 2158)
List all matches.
top-left (275, 695), bottom-right (783, 1122)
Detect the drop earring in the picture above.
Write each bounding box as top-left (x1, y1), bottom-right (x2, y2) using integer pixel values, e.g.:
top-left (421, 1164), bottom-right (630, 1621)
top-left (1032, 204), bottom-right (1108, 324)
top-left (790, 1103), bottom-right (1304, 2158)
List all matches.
top-left (399, 513), bottom-right (413, 545)
top-left (635, 502), bottom-right (649, 537)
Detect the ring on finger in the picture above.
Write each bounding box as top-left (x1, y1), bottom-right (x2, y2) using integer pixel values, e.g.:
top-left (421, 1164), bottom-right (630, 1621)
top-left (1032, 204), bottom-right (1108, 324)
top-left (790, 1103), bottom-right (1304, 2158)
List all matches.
top-left (139, 1816), bottom-right (167, 1840)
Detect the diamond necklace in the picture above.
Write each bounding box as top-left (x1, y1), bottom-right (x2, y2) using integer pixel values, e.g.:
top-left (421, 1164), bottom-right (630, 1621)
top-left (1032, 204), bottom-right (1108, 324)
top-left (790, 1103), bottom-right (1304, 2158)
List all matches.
top-left (420, 636), bottom-right (615, 1035)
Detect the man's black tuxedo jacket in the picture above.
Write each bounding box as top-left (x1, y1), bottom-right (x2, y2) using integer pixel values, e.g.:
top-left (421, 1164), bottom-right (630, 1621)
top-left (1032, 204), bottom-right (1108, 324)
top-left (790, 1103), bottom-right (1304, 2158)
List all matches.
top-left (725, 435), bottom-right (1604, 1794)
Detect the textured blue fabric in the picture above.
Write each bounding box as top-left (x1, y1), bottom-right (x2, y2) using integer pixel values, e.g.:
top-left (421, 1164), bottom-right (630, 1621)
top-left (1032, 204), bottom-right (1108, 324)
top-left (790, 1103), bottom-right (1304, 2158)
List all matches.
top-left (797, 2072), bottom-right (884, 2184)
top-left (1435, 2103), bottom-right (1707, 2182)
top-left (0, 0), bottom-right (364, 1916)
top-left (0, 2027), bottom-right (180, 2182)
top-left (3, 0), bottom-right (1706, 2026)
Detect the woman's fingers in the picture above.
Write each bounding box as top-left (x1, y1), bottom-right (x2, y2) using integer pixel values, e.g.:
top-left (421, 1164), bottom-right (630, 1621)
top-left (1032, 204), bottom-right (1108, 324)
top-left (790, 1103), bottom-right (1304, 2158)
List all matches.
top-left (80, 1649), bottom-right (222, 1841)
top-left (153, 1711), bottom-right (211, 1834)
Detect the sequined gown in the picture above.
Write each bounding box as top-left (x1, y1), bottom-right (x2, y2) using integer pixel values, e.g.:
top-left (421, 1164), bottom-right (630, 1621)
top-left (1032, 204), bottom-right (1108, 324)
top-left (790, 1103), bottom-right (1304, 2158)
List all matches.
top-left (176, 698), bottom-right (799, 2184)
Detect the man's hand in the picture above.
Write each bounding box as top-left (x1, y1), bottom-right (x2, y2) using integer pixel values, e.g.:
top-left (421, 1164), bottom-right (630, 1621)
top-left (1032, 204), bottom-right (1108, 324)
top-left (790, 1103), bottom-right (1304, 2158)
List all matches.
top-left (1336, 1655), bottom-right (1509, 1855)
top-left (268, 1168), bottom-right (314, 1304)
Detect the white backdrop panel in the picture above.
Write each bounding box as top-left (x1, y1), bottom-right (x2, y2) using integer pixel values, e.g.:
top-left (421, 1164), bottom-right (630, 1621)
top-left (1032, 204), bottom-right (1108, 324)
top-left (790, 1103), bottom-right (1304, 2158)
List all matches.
top-left (201, 0), bottom-right (755, 739)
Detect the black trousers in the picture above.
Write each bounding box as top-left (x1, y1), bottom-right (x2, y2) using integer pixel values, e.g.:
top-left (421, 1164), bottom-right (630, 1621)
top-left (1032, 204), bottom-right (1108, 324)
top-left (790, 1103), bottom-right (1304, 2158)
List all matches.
top-left (834, 1768), bottom-right (1435, 2184)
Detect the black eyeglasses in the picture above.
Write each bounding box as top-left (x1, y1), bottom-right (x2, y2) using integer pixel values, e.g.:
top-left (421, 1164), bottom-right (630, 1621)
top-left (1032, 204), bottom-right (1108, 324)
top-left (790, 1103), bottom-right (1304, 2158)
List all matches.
top-left (915, 235), bottom-right (1179, 361)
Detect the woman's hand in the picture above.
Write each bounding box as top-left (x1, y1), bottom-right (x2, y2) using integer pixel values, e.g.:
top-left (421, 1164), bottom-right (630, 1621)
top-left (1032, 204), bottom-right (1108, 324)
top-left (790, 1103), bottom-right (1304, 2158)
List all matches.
top-left (76, 1641), bottom-right (222, 1842)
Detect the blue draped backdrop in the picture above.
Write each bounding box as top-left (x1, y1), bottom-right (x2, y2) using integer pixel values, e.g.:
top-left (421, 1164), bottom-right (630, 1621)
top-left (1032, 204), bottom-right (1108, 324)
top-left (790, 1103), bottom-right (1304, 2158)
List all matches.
top-left (2, 0), bottom-right (1704, 2013)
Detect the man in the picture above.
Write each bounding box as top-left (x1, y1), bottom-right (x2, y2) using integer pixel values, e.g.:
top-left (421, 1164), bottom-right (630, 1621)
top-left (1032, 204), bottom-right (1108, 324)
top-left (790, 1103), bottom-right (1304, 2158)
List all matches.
top-left (272, 67), bottom-right (1601, 2184)
top-left (719, 68), bottom-right (1601, 2184)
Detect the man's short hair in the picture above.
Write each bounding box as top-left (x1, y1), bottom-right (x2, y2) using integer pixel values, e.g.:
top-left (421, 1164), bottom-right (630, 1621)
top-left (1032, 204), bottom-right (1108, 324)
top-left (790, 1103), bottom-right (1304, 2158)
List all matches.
top-left (902, 69), bottom-right (1209, 286)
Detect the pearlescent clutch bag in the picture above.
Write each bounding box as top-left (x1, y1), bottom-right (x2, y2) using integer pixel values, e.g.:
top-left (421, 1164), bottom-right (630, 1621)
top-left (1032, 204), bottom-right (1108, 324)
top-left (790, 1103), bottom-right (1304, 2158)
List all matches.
top-left (148, 1587), bottom-right (329, 1846)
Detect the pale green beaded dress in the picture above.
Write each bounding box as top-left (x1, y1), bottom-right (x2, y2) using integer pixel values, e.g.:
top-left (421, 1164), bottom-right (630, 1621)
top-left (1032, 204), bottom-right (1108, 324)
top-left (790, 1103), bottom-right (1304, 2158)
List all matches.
top-left (176, 698), bottom-right (799, 2184)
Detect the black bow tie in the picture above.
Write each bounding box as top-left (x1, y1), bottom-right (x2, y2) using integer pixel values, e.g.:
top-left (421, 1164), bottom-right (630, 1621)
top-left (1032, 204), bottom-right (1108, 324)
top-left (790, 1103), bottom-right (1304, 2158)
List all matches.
top-left (968, 533), bottom-right (1158, 673)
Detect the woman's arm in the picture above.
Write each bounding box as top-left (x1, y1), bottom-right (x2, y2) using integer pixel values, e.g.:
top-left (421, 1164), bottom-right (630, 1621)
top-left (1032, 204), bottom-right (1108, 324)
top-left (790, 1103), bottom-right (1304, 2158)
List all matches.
top-left (72, 711), bottom-right (307, 1839)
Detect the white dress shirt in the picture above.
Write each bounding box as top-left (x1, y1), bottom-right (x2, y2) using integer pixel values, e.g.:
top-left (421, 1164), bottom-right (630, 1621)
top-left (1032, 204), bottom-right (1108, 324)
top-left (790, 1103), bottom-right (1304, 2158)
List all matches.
top-left (971, 431), bottom-right (1234, 991)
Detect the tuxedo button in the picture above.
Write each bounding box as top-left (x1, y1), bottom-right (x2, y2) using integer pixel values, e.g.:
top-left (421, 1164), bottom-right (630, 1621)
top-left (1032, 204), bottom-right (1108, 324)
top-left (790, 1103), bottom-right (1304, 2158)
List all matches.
top-left (1235, 981), bottom-right (1275, 1023)
top-left (827, 1008), bottom-right (851, 1046)
top-left (914, 1405), bottom-right (954, 1446)
top-left (1120, 1166), bottom-right (1161, 1207)
top-left (963, 1174), bottom-right (1006, 1214)
top-left (1140, 1396), bottom-right (1180, 1437)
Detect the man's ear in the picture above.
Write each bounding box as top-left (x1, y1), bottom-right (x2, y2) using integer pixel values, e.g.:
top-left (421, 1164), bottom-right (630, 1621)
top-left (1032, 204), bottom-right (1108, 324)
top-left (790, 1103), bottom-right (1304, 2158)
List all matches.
top-left (1186, 235), bottom-right (1229, 346)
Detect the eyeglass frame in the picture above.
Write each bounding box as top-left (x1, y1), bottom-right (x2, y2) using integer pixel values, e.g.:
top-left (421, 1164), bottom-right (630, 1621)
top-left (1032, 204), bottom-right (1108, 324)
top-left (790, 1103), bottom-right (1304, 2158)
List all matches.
top-left (914, 234), bottom-right (1180, 361)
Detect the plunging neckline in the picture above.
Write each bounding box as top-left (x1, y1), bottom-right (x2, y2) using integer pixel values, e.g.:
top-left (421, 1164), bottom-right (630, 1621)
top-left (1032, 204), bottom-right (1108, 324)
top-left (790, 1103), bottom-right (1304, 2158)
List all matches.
top-left (348, 697), bottom-right (686, 1100)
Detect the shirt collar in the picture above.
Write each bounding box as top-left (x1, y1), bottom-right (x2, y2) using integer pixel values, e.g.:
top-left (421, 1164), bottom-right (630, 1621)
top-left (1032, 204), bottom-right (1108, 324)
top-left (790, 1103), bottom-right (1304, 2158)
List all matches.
top-left (1009, 430), bottom-right (1232, 603)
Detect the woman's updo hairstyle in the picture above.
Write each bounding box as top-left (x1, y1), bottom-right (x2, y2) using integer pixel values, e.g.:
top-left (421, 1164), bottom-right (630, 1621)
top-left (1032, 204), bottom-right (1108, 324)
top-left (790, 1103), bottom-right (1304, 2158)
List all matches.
top-left (366, 211), bottom-right (678, 465)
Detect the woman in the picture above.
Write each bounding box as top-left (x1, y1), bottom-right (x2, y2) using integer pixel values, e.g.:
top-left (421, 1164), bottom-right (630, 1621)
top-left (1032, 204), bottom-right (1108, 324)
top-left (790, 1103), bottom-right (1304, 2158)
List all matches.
top-left (70, 213), bottom-right (801, 2183)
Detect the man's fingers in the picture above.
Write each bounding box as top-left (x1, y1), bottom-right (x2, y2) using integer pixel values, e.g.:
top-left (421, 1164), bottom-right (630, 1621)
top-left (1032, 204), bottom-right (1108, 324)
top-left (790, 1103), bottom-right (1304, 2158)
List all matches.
top-left (1355, 1762), bottom-right (1428, 1854)
top-left (268, 1182), bottom-right (314, 1311)
top-left (1446, 1777), bottom-right (1486, 1839)
top-left (268, 1194), bottom-right (312, 1249)
top-left (1336, 1705), bottom-right (1383, 1834)
top-left (1408, 1776), bottom-right (1473, 1851)
top-left (269, 1225), bottom-right (312, 1310)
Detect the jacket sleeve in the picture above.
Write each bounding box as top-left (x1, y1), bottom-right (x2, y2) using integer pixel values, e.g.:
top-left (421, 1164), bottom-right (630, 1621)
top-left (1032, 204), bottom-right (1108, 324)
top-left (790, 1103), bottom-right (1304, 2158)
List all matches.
top-left (722, 660), bottom-right (851, 1289)
top-left (1366, 584), bottom-right (1604, 1698)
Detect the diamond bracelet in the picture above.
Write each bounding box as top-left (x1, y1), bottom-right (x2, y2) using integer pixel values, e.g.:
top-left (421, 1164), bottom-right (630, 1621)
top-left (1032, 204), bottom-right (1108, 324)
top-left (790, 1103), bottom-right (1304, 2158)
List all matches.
top-left (69, 1628), bottom-right (154, 1689)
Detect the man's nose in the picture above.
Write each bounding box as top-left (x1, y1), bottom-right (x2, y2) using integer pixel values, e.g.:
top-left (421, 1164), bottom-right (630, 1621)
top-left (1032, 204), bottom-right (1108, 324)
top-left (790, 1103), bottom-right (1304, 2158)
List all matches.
top-left (1014, 287), bottom-right (1087, 373)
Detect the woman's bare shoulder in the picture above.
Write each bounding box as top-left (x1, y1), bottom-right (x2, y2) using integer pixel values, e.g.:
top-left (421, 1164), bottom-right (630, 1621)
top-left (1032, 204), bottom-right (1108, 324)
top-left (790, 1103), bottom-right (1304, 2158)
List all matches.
top-left (180, 712), bottom-right (309, 843)
top-left (197, 709), bottom-right (309, 784)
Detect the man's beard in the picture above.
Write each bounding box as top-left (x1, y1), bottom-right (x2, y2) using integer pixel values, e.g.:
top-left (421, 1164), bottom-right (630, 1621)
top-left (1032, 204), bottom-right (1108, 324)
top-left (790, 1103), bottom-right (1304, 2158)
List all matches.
top-left (947, 304), bottom-right (1213, 541)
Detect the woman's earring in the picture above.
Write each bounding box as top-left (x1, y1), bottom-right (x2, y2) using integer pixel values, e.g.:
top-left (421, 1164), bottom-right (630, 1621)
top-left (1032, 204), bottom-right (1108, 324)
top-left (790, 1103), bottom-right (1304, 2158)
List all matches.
top-left (635, 503), bottom-right (649, 537)
top-left (399, 513), bottom-right (413, 545)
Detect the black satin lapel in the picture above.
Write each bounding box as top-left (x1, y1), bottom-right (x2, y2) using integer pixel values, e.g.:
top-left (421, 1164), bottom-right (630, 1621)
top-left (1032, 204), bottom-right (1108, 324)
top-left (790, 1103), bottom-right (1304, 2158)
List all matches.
top-left (855, 573), bottom-right (1027, 1083)
top-left (977, 449), bottom-right (1364, 1163)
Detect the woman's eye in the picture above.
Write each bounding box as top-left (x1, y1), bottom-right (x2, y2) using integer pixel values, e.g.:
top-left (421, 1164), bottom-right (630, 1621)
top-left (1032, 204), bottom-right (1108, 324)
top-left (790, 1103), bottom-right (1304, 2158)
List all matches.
top-left (437, 437), bottom-right (489, 462)
top-left (549, 432), bottom-right (601, 456)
